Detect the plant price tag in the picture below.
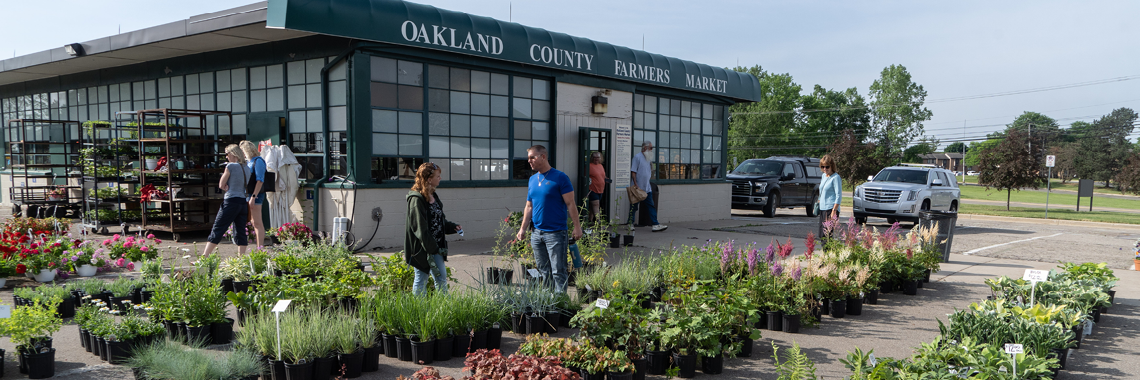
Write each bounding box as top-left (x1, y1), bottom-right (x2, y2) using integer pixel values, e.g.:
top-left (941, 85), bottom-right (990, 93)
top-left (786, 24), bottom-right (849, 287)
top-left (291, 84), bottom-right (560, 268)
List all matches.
top-left (1022, 269), bottom-right (1048, 283)
top-left (595, 299), bottom-right (610, 309)
top-left (0, 305), bottom-right (10, 319)
top-left (1004, 344), bottom-right (1023, 354)
top-left (527, 268), bottom-right (542, 278)
top-left (271, 299), bottom-right (292, 313)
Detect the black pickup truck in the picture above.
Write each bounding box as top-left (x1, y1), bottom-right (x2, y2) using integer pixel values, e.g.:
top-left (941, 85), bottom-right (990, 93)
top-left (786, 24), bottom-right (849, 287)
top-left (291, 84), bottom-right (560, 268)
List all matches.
top-left (727, 156), bottom-right (822, 217)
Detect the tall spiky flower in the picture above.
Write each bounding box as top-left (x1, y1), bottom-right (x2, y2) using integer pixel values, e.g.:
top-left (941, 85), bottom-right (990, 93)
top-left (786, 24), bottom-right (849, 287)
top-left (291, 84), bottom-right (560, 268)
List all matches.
top-left (770, 261), bottom-right (784, 277)
top-left (804, 232), bottom-right (816, 258)
top-left (747, 248), bottom-right (759, 276)
top-left (765, 240), bottom-right (776, 264)
top-left (778, 237), bottom-right (794, 259)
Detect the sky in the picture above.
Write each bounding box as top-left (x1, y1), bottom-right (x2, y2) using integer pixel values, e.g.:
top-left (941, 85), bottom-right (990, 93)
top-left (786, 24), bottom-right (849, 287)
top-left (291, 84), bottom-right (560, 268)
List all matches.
top-left (3, 0), bottom-right (1138, 148)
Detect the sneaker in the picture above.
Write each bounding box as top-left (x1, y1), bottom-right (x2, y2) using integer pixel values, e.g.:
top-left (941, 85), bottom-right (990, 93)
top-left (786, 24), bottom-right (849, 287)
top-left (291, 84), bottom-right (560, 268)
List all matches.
top-left (652, 224), bottom-right (668, 232)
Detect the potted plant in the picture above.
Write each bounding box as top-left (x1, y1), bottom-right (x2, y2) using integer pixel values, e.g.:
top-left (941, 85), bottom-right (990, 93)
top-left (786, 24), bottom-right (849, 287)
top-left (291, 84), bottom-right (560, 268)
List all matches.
top-left (47, 187), bottom-right (67, 201)
top-left (0, 297), bottom-right (63, 379)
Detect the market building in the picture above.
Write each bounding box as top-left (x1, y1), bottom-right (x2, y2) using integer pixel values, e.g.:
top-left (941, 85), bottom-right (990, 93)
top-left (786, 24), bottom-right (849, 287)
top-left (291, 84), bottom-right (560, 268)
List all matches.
top-left (0, 0), bottom-right (761, 249)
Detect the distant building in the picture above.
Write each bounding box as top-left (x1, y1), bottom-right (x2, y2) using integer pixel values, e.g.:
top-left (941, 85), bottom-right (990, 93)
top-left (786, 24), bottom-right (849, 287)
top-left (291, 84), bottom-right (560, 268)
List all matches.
top-left (920, 152), bottom-right (970, 172)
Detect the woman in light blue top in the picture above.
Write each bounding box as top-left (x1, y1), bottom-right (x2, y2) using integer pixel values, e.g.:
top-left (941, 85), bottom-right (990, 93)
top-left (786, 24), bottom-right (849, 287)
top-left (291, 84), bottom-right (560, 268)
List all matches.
top-left (818, 154), bottom-right (842, 238)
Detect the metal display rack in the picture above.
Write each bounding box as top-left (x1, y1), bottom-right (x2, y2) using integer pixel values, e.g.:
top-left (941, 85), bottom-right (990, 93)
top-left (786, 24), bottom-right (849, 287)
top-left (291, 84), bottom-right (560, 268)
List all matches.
top-left (4, 119), bottom-right (83, 218)
top-left (128, 109), bottom-right (231, 241)
top-left (79, 117), bottom-right (139, 234)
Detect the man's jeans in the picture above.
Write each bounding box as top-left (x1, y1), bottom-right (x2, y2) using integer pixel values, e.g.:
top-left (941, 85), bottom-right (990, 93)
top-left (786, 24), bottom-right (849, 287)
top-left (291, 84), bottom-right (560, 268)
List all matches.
top-left (412, 254), bottom-right (448, 295)
top-left (627, 191), bottom-right (659, 226)
top-left (531, 229), bottom-right (569, 293)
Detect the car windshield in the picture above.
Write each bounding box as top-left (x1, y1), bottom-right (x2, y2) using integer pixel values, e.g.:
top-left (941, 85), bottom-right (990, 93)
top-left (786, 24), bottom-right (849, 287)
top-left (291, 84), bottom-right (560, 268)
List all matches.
top-left (873, 169), bottom-right (928, 185)
top-left (732, 160), bottom-right (783, 176)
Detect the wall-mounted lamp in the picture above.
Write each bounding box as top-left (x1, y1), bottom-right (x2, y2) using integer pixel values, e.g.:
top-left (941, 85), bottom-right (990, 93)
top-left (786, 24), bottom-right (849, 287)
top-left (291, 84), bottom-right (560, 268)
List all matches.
top-left (64, 43), bottom-right (85, 57)
top-left (591, 95), bottom-right (608, 114)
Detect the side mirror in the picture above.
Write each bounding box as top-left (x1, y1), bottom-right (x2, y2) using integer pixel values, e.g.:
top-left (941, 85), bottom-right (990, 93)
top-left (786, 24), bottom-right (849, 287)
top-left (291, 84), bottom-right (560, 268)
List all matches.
top-left (781, 174), bottom-right (794, 181)
top-left (867, 175), bottom-right (874, 181)
top-left (932, 179), bottom-right (943, 186)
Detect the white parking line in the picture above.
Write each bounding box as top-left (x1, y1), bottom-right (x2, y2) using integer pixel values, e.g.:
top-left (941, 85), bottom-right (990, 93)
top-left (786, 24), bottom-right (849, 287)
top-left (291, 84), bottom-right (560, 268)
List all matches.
top-left (962, 233), bottom-right (1063, 255)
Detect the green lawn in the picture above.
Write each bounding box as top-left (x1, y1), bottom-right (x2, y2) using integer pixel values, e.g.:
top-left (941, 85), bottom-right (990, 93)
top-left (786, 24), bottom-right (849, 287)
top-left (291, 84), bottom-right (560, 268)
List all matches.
top-left (960, 204), bottom-right (1140, 225)
top-left (959, 176), bottom-right (1126, 196)
top-left (957, 185), bottom-right (1140, 210)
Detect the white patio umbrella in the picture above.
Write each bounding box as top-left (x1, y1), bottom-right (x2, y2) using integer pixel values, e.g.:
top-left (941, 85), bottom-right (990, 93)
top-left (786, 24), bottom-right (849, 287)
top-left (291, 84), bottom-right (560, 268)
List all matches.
top-left (264, 145), bottom-right (302, 229)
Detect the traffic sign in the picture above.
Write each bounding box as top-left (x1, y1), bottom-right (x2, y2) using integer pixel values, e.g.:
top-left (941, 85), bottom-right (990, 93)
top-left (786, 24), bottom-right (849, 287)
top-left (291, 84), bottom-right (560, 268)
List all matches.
top-left (1046, 155), bottom-right (1056, 168)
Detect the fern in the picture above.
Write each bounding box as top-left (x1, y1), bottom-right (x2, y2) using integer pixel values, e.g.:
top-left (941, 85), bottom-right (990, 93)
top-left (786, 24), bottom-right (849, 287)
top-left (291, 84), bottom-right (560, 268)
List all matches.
top-left (772, 341), bottom-right (818, 380)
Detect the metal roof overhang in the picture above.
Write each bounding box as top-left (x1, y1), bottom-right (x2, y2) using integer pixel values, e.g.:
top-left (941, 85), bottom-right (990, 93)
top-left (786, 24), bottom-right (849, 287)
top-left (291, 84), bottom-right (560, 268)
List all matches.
top-left (0, 2), bottom-right (315, 87)
top-left (266, 0), bottom-right (762, 102)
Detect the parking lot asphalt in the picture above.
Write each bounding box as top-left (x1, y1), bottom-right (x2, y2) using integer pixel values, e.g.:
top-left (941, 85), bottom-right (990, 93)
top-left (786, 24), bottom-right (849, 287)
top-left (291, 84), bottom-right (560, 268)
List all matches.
top-left (3, 208), bottom-right (1137, 379)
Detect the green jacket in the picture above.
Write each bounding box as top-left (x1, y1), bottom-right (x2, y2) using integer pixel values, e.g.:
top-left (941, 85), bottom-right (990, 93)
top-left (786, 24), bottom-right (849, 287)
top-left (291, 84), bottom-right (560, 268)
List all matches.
top-left (404, 190), bottom-right (458, 272)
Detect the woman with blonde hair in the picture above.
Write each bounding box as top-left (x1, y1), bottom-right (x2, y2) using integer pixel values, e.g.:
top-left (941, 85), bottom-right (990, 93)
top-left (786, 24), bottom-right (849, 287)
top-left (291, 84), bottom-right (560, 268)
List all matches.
top-left (239, 141), bottom-right (267, 247)
top-left (404, 162), bottom-right (461, 295)
top-left (817, 154), bottom-right (842, 238)
top-left (203, 144), bottom-right (251, 256)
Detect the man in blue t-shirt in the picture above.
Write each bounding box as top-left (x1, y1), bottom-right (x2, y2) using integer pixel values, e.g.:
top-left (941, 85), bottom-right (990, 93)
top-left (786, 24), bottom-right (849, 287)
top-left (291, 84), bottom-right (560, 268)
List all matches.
top-left (516, 145), bottom-right (583, 293)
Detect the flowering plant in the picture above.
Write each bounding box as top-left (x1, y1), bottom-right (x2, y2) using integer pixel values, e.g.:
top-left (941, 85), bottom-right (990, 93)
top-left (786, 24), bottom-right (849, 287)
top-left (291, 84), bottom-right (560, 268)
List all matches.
top-left (102, 233), bottom-right (161, 263)
top-left (69, 241), bottom-right (110, 268)
top-left (1133, 238), bottom-right (1140, 259)
top-left (270, 223), bottom-right (313, 241)
top-left (16, 235), bottom-right (65, 274)
top-left (223, 221), bottom-right (255, 240)
top-left (48, 187), bottom-right (67, 197)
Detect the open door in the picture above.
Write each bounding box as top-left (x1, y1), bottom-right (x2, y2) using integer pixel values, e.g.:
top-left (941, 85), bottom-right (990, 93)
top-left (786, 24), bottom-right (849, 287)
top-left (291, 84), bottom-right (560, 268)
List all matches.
top-left (578, 128), bottom-right (612, 223)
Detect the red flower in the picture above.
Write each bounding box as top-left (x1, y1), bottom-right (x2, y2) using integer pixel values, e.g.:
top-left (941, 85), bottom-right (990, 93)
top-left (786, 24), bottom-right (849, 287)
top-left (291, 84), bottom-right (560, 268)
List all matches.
top-left (15, 264), bottom-right (25, 274)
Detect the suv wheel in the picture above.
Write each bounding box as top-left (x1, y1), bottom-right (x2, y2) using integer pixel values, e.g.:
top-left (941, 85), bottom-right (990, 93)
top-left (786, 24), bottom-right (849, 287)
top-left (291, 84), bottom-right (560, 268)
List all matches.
top-left (763, 192), bottom-right (780, 218)
top-left (950, 201), bottom-right (958, 213)
top-left (805, 195), bottom-right (818, 217)
top-left (854, 214), bottom-right (867, 225)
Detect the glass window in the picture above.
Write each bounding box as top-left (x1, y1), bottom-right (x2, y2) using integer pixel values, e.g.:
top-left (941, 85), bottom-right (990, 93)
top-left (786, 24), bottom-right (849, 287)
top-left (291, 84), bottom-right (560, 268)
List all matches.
top-left (636, 95), bottom-right (726, 180)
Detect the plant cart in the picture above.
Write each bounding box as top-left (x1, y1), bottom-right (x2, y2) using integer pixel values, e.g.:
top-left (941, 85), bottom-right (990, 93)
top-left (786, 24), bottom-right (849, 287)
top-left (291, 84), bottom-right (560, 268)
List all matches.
top-left (4, 119), bottom-right (83, 218)
top-left (127, 109), bottom-right (231, 242)
top-left (79, 118), bottom-right (140, 234)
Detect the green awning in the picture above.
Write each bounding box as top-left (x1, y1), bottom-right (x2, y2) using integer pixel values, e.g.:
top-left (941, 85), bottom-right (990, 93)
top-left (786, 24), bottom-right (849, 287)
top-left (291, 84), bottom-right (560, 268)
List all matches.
top-left (267, 0), bottom-right (761, 102)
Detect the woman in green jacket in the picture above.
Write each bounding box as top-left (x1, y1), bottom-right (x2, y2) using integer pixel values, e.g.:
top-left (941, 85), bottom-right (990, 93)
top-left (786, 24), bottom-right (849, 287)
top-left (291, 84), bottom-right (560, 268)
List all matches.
top-left (405, 162), bottom-right (460, 295)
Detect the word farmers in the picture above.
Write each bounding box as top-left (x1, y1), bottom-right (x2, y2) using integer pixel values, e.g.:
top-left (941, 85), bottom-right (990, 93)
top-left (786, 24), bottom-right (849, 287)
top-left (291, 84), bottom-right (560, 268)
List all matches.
top-left (685, 74), bottom-right (728, 93)
top-left (614, 60), bottom-right (670, 84)
top-left (529, 44), bottom-right (594, 70)
top-left (400, 20), bottom-right (504, 55)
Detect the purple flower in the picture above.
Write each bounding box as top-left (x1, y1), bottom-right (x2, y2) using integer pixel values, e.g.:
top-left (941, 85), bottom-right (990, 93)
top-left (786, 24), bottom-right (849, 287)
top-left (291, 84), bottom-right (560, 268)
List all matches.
top-left (765, 242), bottom-right (776, 264)
top-left (720, 247), bottom-right (733, 268)
top-left (57, 270), bottom-right (69, 280)
top-left (747, 248), bottom-right (759, 275)
top-left (791, 266), bottom-right (801, 281)
top-left (72, 256), bottom-right (79, 262)
top-left (95, 248), bottom-right (105, 255)
top-left (770, 261), bottom-right (783, 277)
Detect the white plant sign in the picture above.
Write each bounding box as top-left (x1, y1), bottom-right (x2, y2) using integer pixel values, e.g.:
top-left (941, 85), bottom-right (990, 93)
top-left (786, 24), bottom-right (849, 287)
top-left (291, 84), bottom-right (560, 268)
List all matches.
top-left (595, 299), bottom-right (610, 309)
top-left (1022, 269), bottom-right (1049, 307)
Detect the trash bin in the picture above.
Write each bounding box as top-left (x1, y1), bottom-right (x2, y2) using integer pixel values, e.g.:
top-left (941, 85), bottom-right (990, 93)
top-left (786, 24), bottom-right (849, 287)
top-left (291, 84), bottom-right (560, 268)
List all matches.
top-left (918, 210), bottom-right (957, 262)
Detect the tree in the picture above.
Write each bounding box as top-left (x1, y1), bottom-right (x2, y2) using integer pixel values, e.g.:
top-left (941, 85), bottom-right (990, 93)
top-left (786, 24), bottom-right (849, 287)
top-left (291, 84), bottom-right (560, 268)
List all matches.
top-left (1049, 143), bottom-right (1078, 183)
top-left (902, 137), bottom-right (939, 163)
top-left (944, 142), bottom-right (968, 154)
top-left (964, 139), bottom-right (1002, 167)
top-left (1072, 108), bottom-right (1138, 186)
top-left (867, 64), bottom-right (933, 161)
top-left (728, 66), bottom-right (802, 164)
top-left (796, 85), bottom-right (872, 158)
top-left (977, 129), bottom-right (1045, 210)
top-left (1115, 152), bottom-right (1140, 195)
top-left (826, 129), bottom-right (886, 188)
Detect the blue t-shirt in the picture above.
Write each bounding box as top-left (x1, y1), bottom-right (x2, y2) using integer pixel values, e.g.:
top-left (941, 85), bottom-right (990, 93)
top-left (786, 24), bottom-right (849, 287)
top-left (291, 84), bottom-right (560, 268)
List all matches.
top-left (247, 156), bottom-right (267, 182)
top-left (527, 168), bottom-right (574, 232)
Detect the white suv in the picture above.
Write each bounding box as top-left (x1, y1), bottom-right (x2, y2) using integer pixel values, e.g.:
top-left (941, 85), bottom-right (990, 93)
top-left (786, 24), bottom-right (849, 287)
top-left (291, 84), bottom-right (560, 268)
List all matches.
top-left (852, 164), bottom-right (960, 225)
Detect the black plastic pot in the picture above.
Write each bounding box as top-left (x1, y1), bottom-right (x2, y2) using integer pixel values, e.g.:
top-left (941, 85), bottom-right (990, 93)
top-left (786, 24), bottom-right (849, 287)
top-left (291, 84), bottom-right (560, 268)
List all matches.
top-left (79, 328), bottom-right (89, 351)
top-left (185, 324), bottom-right (212, 345)
top-left (1108, 289), bottom-right (1116, 305)
top-left (755, 310), bottom-right (768, 329)
top-left (510, 312), bottom-right (525, 333)
top-left (25, 347), bottom-right (56, 379)
top-left (820, 299), bottom-right (830, 314)
top-left (17, 347), bottom-right (27, 374)
top-left (866, 289), bottom-right (879, 305)
top-left (1093, 309), bottom-right (1101, 323)
top-left (284, 360), bottom-right (313, 380)
top-left (221, 278), bottom-right (235, 294)
top-left (396, 336), bottom-right (413, 362)
top-left (830, 299), bottom-right (848, 318)
top-left (608, 369), bottom-right (634, 380)
top-left (645, 350), bottom-right (670, 375)
top-left (90, 334), bottom-right (102, 358)
top-left (579, 370), bottom-right (605, 380)
top-left (98, 336), bottom-right (109, 361)
top-left (526, 314), bottom-right (545, 335)
top-left (486, 267), bottom-right (501, 284)
top-left (267, 358), bottom-right (286, 380)
top-left (701, 355), bottom-right (724, 374)
top-left (738, 337), bottom-right (754, 357)
top-left (382, 333), bottom-right (398, 358)
top-left (902, 280), bottom-right (919, 295)
top-left (1050, 348), bottom-right (1069, 369)
top-left (783, 313), bottom-right (802, 333)
top-left (879, 281), bottom-right (894, 294)
top-left (673, 352), bottom-right (697, 378)
top-left (472, 329), bottom-right (488, 351)
top-left (434, 335), bottom-right (454, 362)
top-left (141, 291), bottom-right (154, 303)
top-left (1071, 325), bottom-right (1084, 349)
top-left (846, 297), bottom-right (863, 316)
top-left (609, 234), bottom-right (621, 248)
top-left (486, 325), bottom-right (503, 349)
top-left (362, 345), bottom-right (382, 372)
top-left (105, 339), bottom-right (132, 364)
top-left (412, 339), bottom-right (436, 365)
top-left (57, 297), bottom-right (76, 318)
top-left (453, 332), bottom-right (471, 357)
top-left (767, 310), bottom-right (783, 331)
top-left (623, 235), bottom-right (635, 246)
top-left (312, 356), bottom-right (335, 380)
top-left (545, 311), bottom-right (561, 333)
top-left (917, 278), bottom-right (924, 288)
top-left (233, 280), bottom-right (252, 293)
top-left (923, 269), bottom-right (931, 283)
top-left (212, 318), bottom-right (235, 345)
top-left (811, 303), bottom-right (823, 321)
top-left (631, 357), bottom-right (648, 380)
top-left (338, 350), bottom-right (364, 378)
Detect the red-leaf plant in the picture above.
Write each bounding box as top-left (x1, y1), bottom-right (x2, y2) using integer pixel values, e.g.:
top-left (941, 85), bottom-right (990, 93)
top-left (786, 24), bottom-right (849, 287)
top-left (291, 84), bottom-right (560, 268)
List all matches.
top-left (462, 349), bottom-right (581, 380)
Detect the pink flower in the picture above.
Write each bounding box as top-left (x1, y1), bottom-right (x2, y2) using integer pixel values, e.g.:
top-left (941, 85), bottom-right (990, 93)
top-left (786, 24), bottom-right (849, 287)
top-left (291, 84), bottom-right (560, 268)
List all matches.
top-left (140, 246), bottom-right (148, 252)
top-left (113, 234), bottom-right (121, 241)
top-left (103, 239), bottom-right (112, 246)
top-left (123, 242), bottom-right (133, 248)
top-left (126, 262), bottom-right (135, 270)
top-left (155, 239), bottom-right (162, 244)
top-left (115, 258), bottom-right (126, 267)
top-left (147, 234), bottom-right (155, 239)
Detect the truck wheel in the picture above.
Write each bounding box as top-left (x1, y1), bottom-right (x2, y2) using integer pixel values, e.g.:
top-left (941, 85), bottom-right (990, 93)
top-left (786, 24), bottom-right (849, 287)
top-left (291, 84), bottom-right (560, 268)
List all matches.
top-left (763, 192), bottom-right (780, 218)
top-left (887, 218), bottom-right (897, 224)
top-left (805, 195), bottom-right (818, 217)
top-left (949, 201), bottom-right (958, 213)
top-left (914, 200), bottom-right (931, 227)
top-left (854, 214), bottom-right (868, 225)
